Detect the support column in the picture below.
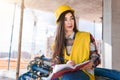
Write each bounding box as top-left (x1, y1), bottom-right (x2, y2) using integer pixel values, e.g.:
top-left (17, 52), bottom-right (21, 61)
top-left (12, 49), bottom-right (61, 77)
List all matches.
top-left (103, 0), bottom-right (112, 69)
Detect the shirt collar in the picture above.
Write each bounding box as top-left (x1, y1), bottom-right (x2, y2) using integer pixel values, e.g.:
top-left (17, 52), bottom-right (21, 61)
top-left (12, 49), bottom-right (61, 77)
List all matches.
top-left (66, 32), bottom-right (75, 39)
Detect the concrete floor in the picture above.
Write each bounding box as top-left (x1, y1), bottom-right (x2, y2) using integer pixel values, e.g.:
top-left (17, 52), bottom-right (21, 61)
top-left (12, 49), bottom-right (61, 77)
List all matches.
top-left (0, 77), bottom-right (15, 80)
top-left (0, 69), bottom-right (27, 80)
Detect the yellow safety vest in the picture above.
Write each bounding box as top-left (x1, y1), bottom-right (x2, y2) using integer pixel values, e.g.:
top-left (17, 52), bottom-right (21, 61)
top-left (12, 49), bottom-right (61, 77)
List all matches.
top-left (64, 31), bottom-right (95, 80)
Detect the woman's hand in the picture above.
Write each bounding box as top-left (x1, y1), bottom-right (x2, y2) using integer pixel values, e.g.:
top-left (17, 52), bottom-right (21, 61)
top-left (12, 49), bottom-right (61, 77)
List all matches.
top-left (51, 57), bottom-right (61, 68)
top-left (80, 61), bottom-right (94, 70)
top-left (66, 60), bottom-right (76, 66)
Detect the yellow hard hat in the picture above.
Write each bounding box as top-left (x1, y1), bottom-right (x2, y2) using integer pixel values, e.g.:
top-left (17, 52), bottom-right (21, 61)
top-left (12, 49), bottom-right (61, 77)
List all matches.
top-left (55, 5), bottom-right (74, 22)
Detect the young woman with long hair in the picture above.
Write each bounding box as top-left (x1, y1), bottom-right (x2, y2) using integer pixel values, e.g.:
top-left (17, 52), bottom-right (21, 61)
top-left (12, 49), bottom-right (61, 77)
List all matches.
top-left (52, 5), bottom-right (100, 80)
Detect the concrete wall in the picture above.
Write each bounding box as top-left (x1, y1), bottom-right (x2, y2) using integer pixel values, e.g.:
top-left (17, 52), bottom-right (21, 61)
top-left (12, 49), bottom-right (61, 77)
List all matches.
top-left (112, 0), bottom-right (120, 70)
top-left (103, 0), bottom-right (120, 70)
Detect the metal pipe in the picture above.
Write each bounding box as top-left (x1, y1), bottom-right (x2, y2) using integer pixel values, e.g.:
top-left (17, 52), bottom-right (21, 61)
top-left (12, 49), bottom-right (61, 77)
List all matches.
top-left (16, 0), bottom-right (24, 79)
top-left (8, 3), bottom-right (16, 70)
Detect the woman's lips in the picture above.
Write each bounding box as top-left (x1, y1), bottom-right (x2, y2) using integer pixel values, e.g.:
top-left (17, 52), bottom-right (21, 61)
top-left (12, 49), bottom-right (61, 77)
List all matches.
top-left (67, 26), bottom-right (72, 28)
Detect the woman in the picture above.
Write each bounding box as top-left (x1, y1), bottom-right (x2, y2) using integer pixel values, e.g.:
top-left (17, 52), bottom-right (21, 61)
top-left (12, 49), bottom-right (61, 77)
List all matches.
top-left (52, 5), bottom-right (100, 80)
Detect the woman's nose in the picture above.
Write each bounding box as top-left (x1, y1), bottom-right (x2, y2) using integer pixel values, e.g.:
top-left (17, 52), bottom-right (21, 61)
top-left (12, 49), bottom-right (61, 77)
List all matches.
top-left (67, 19), bottom-right (72, 24)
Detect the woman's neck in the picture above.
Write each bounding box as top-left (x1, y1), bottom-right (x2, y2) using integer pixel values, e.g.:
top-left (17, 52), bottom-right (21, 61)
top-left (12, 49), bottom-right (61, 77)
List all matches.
top-left (65, 31), bottom-right (74, 38)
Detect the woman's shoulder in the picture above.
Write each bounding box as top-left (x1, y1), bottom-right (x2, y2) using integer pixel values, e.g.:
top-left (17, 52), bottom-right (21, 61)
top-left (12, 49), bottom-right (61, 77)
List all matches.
top-left (76, 31), bottom-right (91, 40)
top-left (76, 31), bottom-right (90, 35)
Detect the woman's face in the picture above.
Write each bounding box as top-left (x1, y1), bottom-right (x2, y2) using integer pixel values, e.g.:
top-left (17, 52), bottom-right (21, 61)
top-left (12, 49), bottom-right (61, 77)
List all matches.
top-left (64, 12), bottom-right (74, 33)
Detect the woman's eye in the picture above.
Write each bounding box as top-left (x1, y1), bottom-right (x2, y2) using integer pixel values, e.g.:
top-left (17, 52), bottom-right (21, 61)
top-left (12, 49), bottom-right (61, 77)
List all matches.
top-left (64, 18), bottom-right (67, 21)
top-left (71, 17), bottom-right (74, 20)
top-left (64, 17), bottom-right (74, 21)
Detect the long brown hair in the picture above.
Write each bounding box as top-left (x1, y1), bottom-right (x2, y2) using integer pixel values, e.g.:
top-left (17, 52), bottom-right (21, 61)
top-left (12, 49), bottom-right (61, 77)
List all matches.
top-left (52, 10), bottom-right (78, 63)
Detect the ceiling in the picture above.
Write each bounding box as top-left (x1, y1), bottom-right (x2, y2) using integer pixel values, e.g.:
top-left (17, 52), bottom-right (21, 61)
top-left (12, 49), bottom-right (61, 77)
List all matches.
top-left (3, 0), bottom-right (102, 22)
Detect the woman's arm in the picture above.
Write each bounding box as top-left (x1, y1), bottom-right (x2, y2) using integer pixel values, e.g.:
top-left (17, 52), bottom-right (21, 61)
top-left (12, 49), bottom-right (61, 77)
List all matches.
top-left (89, 34), bottom-right (101, 67)
top-left (80, 34), bottom-right (101, 70)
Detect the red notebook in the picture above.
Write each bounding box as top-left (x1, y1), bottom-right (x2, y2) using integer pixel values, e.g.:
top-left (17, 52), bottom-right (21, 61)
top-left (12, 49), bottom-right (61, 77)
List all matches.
top-left (49, 60), bottom-right (90, 80)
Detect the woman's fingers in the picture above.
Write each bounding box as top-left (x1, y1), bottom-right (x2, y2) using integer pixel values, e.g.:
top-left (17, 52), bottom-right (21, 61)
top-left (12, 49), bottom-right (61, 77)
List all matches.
top-left (81, 61), bottom-right (93, 70)
top-left (66, 60), bottom-right (76, 66)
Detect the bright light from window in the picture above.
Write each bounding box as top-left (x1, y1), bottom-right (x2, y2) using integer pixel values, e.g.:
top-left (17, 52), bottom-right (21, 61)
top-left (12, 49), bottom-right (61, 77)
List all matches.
top-left (0, 2), bottom-right (15, 52)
